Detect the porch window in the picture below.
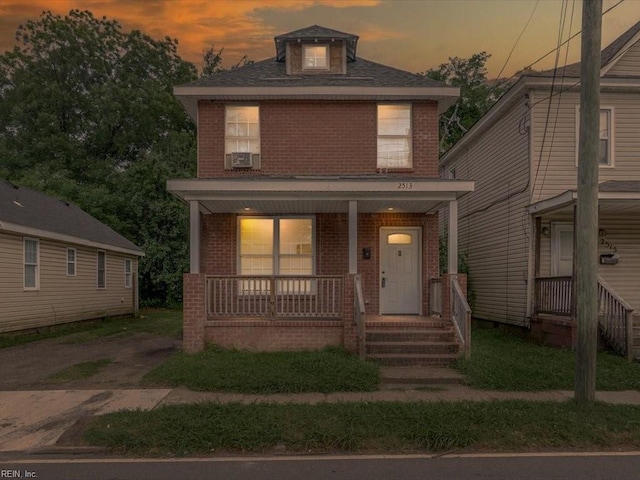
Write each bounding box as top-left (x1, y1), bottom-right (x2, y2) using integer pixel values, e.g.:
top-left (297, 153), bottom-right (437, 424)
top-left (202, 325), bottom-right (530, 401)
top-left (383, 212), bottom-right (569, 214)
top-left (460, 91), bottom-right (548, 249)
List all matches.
top-left (97, 250), bottom-right (106, 289)
top-left (67, 248), bottom-right (76, 276)
top-left (377, 104), bottom-right (412, 168)
top-left (24, 238), bottom-right (39, 290)
top-left (302, 45), bottom-right (328, 69)
top-left (238, 217), bottom-right (314, 293)
top-left (575, 107), bottom-right (614, 166)
top-left (225, 106), bottom-right (260, 165)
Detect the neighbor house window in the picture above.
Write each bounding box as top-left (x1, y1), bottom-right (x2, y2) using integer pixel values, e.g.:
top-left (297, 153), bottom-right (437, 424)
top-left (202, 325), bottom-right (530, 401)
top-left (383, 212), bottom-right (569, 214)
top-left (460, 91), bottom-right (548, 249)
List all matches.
top-left (97, 250), bottom-right (106, 289)
top-left (303, 45), bottom-right (328, 69)
top-left (575, 107), bottom-right (614, 166)
top-left (377, 104), bottom-right (412, 168)
top-left (66, 248), bottom-right (76, 276)
top-left (124, 259), bottom-right (132, 288)
top-left (24, 238), bottom-right (39, 289)
top-left (238, 217), bottom-right (314, 293)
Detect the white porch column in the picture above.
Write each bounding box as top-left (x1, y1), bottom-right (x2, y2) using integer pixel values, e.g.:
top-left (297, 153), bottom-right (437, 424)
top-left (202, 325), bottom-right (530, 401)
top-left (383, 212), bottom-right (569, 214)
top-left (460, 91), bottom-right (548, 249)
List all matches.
top-left (189, 200), bottom-right (200, 274)
top-left (349, 200), bottom-right (358, 274)
top-left (448, 199), bottom-right (458, 275)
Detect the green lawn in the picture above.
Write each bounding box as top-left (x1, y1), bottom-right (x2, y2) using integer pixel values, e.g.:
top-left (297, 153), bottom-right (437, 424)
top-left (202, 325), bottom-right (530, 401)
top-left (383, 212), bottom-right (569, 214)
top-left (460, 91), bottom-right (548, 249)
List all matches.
top-left (0, 309), bottom-right (182, 349)
top-left (142, 346), bottom-right (379, 393)
top-left (84, 400), bottom-right (640, 456)
top-left (456, 326), bottom-right (640, 391)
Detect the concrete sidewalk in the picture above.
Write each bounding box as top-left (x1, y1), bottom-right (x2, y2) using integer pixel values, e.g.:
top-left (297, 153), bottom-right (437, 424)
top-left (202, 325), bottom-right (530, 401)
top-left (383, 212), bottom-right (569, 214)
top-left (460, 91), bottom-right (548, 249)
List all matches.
top-left (2, 386), bottom-right (640, 454)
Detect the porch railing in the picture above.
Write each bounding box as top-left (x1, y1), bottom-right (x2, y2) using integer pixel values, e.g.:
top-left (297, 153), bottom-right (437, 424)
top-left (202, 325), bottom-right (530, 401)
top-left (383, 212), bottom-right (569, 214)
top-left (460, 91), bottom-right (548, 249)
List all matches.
top-left (207, 275), bottom-right (343, 318)
top-left (430, 277), bottom-right (443, 316)
top-left (534, 276), bottom-right (573, 316)
top-left (451, 276), bottom-right (471, 358)
top-left (533, 275), bottom-right (635, 360)
top-left (354, 274), bottom-right (366, 359)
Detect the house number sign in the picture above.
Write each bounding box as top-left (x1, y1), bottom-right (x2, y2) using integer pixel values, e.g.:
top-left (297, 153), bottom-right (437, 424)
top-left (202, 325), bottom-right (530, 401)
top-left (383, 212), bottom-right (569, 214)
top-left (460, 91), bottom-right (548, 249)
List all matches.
top-left (397, 182), bottom-right (413, 190)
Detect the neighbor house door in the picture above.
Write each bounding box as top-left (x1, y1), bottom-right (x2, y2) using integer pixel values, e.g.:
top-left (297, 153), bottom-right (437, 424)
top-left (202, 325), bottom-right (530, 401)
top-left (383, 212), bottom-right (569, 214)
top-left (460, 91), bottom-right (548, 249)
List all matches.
top-left (379, 227), bottom-right (421, 314)
top-left (551, 223), bottom-right (573, 276)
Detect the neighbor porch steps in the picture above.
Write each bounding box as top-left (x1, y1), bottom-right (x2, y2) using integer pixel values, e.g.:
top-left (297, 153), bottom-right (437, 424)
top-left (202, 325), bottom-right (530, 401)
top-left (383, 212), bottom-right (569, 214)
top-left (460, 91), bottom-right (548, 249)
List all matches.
top-left (364, 318), bottom-right (461, 366)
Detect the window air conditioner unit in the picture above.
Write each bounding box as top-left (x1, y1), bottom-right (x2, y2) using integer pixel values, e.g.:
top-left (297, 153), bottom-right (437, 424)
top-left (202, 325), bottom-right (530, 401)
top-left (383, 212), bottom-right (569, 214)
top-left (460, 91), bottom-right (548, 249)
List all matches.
top-left (231, 152), bottom-right (253, 168)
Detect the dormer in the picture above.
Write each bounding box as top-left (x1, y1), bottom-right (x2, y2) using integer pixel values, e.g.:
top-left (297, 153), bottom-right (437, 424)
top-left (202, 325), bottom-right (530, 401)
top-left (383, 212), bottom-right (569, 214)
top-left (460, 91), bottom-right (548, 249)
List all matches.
top-left (274, 25), bottom-right (358, 75)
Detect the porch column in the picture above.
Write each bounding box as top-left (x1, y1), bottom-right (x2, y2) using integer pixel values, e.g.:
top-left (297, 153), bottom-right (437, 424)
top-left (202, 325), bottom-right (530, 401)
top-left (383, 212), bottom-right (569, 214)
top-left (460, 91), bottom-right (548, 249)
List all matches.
top-left (349, 200), bottom-right (358, 274)
top-left (189, 200), bottom-right (200, 274)
top-left (448, 199), bottom-right (458, 275)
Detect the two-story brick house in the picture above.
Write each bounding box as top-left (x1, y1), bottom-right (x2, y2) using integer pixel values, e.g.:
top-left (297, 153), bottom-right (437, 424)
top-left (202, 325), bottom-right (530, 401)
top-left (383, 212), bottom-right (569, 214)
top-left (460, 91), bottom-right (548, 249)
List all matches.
top-left (168, 26), bottom-right (474, 363)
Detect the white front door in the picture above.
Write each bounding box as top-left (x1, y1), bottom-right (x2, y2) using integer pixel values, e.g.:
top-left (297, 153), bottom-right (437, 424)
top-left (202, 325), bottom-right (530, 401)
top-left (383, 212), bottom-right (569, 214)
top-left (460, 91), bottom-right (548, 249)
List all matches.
top-left (379, 227), bottom-right (421, 314)
top-left (551, 223), bottom-right (574, 276)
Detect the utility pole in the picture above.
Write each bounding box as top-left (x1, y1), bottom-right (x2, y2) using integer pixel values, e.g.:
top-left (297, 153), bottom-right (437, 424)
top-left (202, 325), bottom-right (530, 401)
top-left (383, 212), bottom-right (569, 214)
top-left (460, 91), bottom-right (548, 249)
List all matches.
top-left (574, 0), bottom-right (602, 402)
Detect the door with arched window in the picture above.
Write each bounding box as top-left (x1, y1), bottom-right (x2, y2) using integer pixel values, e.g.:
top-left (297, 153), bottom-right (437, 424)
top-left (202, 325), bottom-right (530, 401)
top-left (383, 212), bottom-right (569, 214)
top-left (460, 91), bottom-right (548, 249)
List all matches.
top-left (379, 227), bottom-right (421, 314)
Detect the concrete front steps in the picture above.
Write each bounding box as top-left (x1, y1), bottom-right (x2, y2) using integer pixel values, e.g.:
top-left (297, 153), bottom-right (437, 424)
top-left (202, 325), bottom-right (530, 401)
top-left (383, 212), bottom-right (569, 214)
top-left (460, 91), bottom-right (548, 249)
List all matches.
top-left (364, 317), bottom-right (461, 367)
top-left (379, 366), bottom-right (466, 390)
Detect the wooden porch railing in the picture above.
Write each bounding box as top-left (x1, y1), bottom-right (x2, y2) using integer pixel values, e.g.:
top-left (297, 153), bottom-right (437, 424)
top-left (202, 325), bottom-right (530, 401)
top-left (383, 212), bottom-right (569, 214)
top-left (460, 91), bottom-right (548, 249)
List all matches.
top-left (533, 275), bottom-right (635, 360)
top-left (451, 276), bottom-right (471, 359)
top-left (206, 275), bottom-right (343, 318)
top-left (430, 277), bottom-right (443, 316)
top-left (354, 274), bottom-right (366, 359)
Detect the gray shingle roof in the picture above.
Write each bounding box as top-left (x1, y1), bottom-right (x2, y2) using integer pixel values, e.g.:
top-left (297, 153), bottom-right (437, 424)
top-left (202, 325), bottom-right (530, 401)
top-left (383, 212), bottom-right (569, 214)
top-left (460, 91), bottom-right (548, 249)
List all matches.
top-left (529, 21), bottom-right (640, 78)
top-left (0, 180), bottom-right (143, 254)
top-left (179, 56), bottom-right (447, 89)
top-left (274, 25), bottom-right (359, 62)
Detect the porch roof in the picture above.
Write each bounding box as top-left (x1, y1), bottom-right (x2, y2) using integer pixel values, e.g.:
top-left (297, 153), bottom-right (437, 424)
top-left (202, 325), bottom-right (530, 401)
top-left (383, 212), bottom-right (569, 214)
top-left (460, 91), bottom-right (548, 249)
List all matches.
top-left (528, 181), bottom-right (640, 216)
top-left (167, 176), bottom-right (474, 214)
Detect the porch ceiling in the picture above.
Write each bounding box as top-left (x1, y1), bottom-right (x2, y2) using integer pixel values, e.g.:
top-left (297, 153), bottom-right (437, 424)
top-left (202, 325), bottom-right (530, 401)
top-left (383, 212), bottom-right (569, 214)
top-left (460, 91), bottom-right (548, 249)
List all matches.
top-left (168, 177), bottom-right (474, 214)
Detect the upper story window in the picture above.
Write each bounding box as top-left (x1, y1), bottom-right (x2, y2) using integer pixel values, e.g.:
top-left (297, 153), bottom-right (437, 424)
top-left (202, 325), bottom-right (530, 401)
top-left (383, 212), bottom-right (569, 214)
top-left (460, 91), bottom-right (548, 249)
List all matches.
top-left (303, 45), bottom-right (328, 70)
top-left (575, 107), bottom-right (614, 167)
top-left (24, 238), bottom-right (39, 290)
top-left (377, 104), bottom-right (412, 169)
top-left (225, 106), bottom-right (260, 169)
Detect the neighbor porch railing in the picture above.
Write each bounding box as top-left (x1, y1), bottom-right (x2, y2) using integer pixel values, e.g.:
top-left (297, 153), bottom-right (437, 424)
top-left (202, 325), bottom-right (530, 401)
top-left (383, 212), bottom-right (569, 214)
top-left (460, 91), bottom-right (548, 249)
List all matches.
top-left (354, 274), bottom-right (366, 359)
top-left (451, 276), bottom-right (471, 359)
top-left (533, 275), bottom-right (634, 360)
top-left (206, 275), bottom-right (343, 318)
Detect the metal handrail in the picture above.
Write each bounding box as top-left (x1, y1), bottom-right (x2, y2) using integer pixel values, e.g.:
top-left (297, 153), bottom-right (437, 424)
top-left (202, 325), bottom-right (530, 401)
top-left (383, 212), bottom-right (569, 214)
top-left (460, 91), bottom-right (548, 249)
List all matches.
top-left (354, 274), bottom-right (366, 359)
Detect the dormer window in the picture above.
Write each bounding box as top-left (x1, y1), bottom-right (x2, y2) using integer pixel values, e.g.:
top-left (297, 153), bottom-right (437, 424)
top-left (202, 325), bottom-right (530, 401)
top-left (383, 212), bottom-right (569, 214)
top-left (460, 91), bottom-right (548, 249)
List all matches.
top-left (303, 45), bottom-right (328, 70)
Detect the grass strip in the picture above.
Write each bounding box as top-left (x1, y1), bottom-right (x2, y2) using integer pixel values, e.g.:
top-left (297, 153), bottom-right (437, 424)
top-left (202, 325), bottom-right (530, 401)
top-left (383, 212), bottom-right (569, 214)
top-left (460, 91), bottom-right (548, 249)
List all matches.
top-left (48, 358), bottom-right (112, 383)
top-left (456, 327), bottom-right (640, 391)
top-left (142, 346), bottom-right (379, 393)
top-left (84, 400), bottom-right (640, 456)
top-left (0, 309), bottom-right (182, 349)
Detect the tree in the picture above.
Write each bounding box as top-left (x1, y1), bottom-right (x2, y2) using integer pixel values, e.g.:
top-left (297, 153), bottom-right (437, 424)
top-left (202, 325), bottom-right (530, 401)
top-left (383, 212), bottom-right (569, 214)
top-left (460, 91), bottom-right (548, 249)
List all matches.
top-left (201, 44), bottom-right (252, 77)
top-left (0, 10), bottom-right (198, 305)
top-left (422, 52), bottom-right (512, 153)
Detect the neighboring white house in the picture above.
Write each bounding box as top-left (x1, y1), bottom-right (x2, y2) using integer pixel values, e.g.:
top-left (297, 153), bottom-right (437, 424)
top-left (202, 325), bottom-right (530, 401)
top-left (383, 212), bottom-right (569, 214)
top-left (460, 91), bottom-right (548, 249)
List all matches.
top-left (0, 180), bottom-right (144, 332)
top-left (439, 22), bottom-right (640, 358)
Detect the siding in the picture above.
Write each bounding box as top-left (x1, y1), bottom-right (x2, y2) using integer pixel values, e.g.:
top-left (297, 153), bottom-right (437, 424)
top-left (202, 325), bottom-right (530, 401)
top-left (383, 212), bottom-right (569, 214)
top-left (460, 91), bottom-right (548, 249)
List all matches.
top-left (0, 232), bottom-right (138, 332)
top-left (531, 90), bottom-right (640, 202)
top-left (606, 38), bottom-right (640, 77)
top-left (442, 96), bottom-right (531, 325)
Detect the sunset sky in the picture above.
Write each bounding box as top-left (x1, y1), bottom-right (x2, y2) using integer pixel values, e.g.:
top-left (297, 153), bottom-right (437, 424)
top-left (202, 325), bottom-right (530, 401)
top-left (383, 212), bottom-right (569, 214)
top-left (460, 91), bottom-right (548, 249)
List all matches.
top-left (0, 0), bottom-right (638, 77)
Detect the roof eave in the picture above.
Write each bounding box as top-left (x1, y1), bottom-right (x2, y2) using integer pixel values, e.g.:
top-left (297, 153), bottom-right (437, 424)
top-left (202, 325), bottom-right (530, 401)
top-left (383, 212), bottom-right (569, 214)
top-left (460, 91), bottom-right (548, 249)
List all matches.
top-left (174, 85), bottom-right (460, 120)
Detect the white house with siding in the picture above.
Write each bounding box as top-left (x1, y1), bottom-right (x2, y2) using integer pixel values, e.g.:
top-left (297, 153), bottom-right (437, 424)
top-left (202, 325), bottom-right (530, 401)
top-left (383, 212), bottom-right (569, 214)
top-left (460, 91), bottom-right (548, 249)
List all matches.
top-left (439, 21), bottom-right (640, 359)
top-left (0, 180), bottom-right (144, 332)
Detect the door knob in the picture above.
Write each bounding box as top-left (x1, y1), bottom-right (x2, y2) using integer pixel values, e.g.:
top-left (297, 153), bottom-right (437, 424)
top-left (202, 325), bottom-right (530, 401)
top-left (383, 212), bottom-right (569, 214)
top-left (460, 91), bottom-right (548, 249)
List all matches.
top-left (381, 277), bottom-right (386, 288)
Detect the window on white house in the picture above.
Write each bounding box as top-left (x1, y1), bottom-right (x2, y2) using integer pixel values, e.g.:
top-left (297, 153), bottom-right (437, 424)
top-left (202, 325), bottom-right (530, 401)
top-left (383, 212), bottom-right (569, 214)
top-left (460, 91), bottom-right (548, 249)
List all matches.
top-left (67, 248), bottom-right (76, 276)
top-left (24, 238), bottom-right (39, 289)
top-left (125, 259), bottom-right (132, 288)
top-left (225, 106), bottom-right (259, 156)
top-left (97, 251), bottom-right (106, 289)
top-left (576, 107), bottom-right (614, 166)
top-left (238, 217), bottom-right (314, 293)
top-left (303, 45), bottom-right (328, 69)
top-left (377, 104), bottom-right (412, 168)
